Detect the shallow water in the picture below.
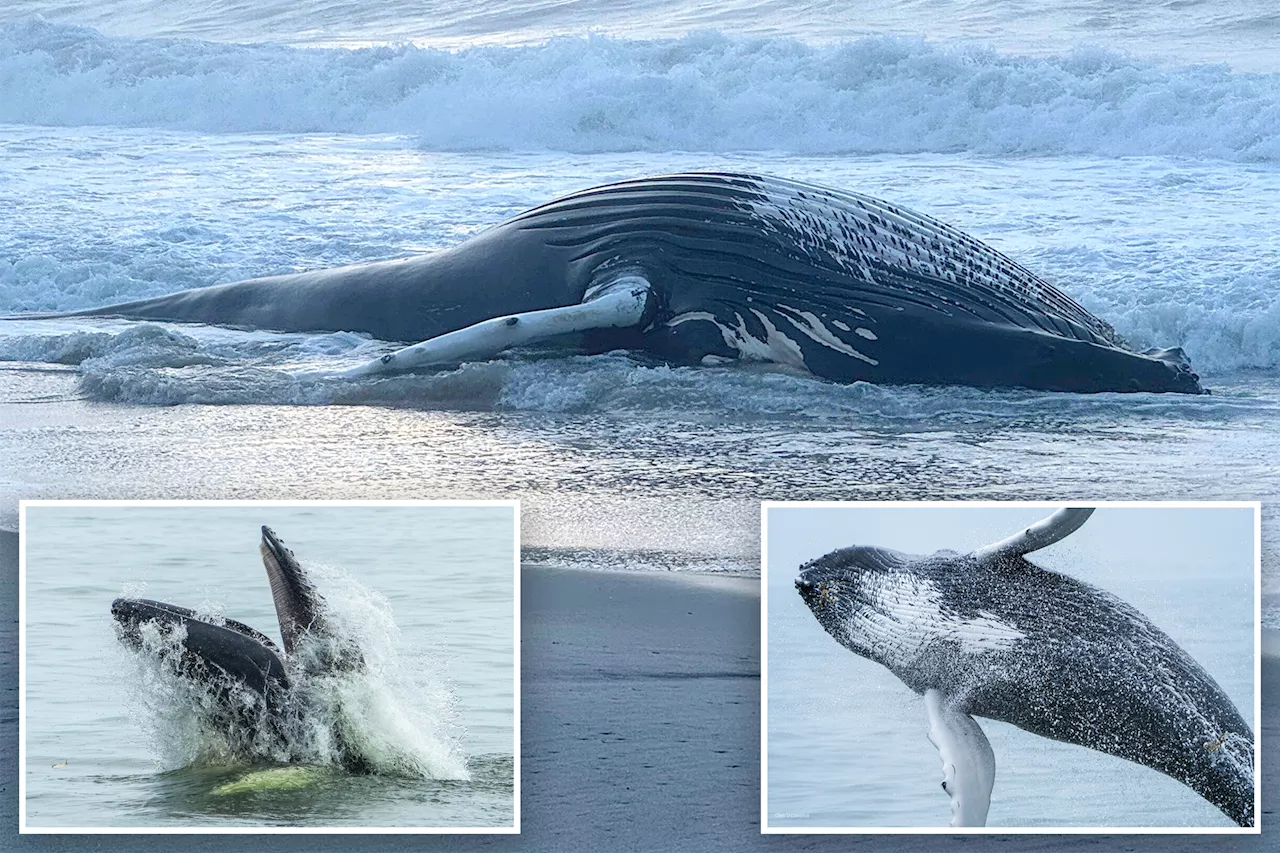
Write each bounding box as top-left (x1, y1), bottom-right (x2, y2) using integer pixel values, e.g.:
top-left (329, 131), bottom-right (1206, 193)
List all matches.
top-left (22, 504), bottom-right (517, 828)
top-left (3, 141), bottom-right (1279, 587)
top-left (2, 45), bottom-right (1278, 571)
top-left (11, 0), bottom-right (1279, 63)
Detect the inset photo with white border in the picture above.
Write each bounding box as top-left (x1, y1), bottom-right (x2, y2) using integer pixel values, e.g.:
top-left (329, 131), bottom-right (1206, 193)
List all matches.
top-left (762, 502), bottom-right (1259, 833)
top-left (20, 500), bottom-right (519, 833)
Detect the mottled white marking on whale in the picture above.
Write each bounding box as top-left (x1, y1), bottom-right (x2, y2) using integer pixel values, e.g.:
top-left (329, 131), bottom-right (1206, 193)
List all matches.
top-left (958, 612), bottom-right (1028, 653)
top-left (667, 308), bottom-right (813, 369)
top-left (841, 573), bottom-right (1024, 659)
top-left (667, 311), bottom-right (721, 328)
top-left (743, 308), bottom-right (807, 369)
top-left (776, 304), bottom-right (879, 366)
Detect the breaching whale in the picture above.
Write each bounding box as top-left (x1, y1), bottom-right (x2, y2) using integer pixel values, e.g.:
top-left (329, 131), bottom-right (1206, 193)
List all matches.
top-left (794, 508), bottom-right (1254, 827)
top-left (61, 173), bottom-right (1203, 393)
top-left (111, 526), bottom-right (366, 770)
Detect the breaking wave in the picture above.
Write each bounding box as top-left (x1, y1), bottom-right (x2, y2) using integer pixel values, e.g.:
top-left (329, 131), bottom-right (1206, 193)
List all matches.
top-left (3, 19), bottom-right (1279, 160)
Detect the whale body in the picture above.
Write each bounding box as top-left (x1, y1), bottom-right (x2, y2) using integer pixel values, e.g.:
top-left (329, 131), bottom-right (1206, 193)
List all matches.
top-left (111, 526), bottom-right (367, 771)
top-left (63, 173), bottom-right (1204, 394)
top-left (795, 508), bottom-right (1254, 827)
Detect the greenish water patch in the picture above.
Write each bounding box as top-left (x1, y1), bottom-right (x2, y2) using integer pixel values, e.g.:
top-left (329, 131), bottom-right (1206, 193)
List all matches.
top-left (212, 765), bottom-right (332, 796)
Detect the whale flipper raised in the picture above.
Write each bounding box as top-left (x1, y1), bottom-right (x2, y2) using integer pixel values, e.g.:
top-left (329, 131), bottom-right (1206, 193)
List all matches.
top-left (925, 688), bottom-right (995, 828)
top-left (259, 525), bottom-right (326, 654)
top-left (972, 507), bottom-right (1095, 561)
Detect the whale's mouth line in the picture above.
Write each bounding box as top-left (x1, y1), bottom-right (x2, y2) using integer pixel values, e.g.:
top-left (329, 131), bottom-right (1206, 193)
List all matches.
top-left (795, 575), bottom-right (845, 609)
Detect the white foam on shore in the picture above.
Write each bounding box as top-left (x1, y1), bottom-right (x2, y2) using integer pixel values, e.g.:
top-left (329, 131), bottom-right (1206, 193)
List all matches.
top-left (3, 325), bottom-right (1279, 421)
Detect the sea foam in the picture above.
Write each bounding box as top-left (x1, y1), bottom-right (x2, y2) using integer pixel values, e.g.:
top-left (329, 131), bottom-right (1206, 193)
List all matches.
top-left (3, 19), bottom-right (1279, 160)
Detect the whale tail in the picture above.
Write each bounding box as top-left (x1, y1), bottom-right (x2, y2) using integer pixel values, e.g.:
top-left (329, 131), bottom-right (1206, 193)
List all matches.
top-left (1139, 346), bottom-right (1206, 394)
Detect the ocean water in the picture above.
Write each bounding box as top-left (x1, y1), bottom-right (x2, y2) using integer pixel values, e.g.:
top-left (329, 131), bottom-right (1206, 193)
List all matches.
top-left (764, 505), bottom-right (1257, 828)
top-left (0, 6), bottom-right (1277, 557)
top-left (21, 503), bottom-right (517, 828)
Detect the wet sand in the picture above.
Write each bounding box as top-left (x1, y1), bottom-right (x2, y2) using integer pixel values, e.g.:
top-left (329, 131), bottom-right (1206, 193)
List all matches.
top-left (1, 531), bottom-right (1274, 850)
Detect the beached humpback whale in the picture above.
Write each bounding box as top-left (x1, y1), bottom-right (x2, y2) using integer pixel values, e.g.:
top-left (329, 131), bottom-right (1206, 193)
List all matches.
top-left (63, 173), bottom-right (1204, 393)
top-left (794, 508), bottom-right (1255, 827)
top-left (111, 526), bottom-right (366, 770)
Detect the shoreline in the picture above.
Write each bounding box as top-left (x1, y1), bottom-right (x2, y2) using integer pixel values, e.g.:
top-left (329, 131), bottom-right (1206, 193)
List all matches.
top-left (2, 532), bottom-right (1276, 850)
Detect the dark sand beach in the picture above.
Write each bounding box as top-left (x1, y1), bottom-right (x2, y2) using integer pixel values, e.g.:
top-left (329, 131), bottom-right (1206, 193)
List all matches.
top-left (2, 530), bottom-right (1274, 850)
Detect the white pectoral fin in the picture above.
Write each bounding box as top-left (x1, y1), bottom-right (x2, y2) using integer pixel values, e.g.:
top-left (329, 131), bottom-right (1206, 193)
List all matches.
top-left (340, 274), bottom-right (655, 378)
top-left (925, 688), bottom-right (995, 828)
top-left (971, 507), bottom-right (1095, 562)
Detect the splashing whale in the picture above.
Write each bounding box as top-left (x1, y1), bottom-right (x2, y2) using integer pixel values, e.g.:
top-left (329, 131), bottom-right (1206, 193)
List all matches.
top-left (111, 526), bottom-right (367, 771)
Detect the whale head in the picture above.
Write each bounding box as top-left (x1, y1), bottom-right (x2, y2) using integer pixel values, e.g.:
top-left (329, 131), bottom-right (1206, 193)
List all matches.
top-left (110, 596), bottom-right (292, 715)
top-left (796, 546), bottom-right (1031, 692)
top-left (795, 545), bottom-right (925, 662)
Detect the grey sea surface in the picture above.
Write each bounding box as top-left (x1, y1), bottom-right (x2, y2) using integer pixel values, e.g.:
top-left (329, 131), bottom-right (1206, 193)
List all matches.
top-left (765, 505), bottom-right (1257, 828)
top-left (21, 505), bottom-right (516, 829)
top-left (4, 364), bottom-right (1280, 598)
